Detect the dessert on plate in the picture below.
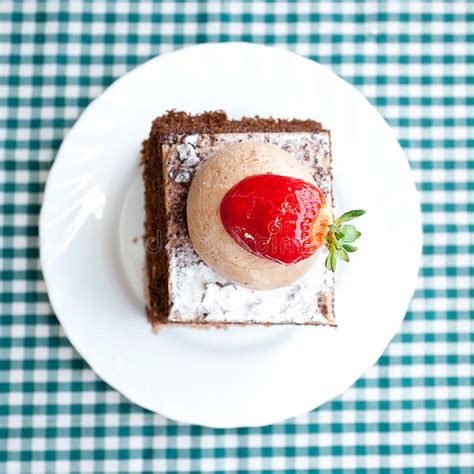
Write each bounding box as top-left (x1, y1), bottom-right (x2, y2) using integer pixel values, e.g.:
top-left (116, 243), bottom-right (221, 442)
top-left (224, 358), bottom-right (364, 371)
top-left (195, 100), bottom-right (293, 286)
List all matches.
top-left (141, 111), bottom-right (364, 330)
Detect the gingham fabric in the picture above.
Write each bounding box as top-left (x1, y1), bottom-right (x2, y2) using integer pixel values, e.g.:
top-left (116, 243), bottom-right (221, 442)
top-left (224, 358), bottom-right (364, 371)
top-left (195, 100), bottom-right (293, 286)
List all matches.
top-left (1, 1), bottom-right (473, 472)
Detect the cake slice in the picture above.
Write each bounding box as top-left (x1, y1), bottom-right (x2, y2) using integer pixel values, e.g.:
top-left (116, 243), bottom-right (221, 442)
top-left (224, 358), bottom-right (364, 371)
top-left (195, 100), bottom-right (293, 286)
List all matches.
top-left (142, 111), bottom-right (335, 329)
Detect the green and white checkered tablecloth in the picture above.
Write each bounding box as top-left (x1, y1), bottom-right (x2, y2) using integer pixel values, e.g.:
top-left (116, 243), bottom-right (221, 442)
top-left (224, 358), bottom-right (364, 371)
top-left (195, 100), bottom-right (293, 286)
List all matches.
top-left (1, 1), bottom-right (473, 472)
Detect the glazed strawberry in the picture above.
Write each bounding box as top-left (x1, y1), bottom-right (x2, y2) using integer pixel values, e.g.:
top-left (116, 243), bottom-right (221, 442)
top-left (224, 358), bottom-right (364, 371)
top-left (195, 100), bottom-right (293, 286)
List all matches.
top-left (220, 174), bottom-right (365, 270)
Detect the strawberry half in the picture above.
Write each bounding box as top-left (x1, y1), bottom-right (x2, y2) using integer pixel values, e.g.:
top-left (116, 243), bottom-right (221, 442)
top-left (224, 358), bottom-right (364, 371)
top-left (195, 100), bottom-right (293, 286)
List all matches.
top-left (220, 174), bottom-right (365, 270)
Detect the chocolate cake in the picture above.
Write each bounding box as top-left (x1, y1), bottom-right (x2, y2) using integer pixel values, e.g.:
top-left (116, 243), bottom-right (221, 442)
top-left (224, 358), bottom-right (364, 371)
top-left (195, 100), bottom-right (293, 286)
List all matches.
top-left (142, 111), bottom-right (336, 329)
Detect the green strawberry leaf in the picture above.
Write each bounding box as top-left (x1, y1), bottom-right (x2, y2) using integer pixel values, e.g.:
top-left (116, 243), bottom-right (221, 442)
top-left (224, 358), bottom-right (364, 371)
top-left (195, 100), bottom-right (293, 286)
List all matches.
top-left (330, 250), bottom-right (337, 272)
top-left (343, 244), bottom-right (358, 253)
top-left (340, 225), bottom-right (361, 243)
top-left (324, 208), bottom-right (365, 272)
top-left (335, 209), bottom-right (366, 225)
top-left (337, 248), bottom-right (350, 262)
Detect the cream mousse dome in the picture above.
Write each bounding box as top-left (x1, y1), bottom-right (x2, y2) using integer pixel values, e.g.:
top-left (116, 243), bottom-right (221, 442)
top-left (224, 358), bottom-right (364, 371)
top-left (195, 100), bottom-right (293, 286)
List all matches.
top-left (186, 142), bottom-right (323, 290)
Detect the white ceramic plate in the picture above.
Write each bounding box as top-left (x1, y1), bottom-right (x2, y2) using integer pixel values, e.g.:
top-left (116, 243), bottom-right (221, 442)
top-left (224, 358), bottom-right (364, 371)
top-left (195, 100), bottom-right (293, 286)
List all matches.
top-left (40, 43), bottom-right (422, 428)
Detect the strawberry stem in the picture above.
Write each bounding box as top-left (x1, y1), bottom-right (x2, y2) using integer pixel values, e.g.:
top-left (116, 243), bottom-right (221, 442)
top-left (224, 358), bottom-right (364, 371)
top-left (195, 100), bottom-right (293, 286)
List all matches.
top-left (324, 209), bottom-right (366, 272)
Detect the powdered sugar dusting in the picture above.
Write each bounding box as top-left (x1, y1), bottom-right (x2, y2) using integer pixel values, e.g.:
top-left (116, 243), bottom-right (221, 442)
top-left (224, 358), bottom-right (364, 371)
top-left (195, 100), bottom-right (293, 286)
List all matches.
top-left (169, 244), bottom-right (333, 324)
